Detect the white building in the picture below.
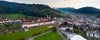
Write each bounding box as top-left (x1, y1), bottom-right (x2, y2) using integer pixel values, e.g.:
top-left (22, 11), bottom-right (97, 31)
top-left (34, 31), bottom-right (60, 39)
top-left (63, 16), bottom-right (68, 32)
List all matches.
top-left (60, 26), bottom-right (87, 40)
top-left (22, 21), bottom-right (55, 28)
top-left (71, 35), bottom-right (87, 40)
top-left (66, 33), bottom-right (87, 40)
top-left (86, 31), bottom-right (100, 39)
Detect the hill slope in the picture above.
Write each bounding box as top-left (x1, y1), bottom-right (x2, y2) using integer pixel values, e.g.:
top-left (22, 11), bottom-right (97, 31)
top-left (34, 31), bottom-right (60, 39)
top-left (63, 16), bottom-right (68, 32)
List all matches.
top-left (0, 1), bottom-right (64, 18)
top-left (73, 7), bottom-right (100, 14)
top-left (56, 7), bottom-right (100, 17)
top-left (73, 7), bottom-right (100, 17)
top-left (56, 7), bottom-right (75, 12)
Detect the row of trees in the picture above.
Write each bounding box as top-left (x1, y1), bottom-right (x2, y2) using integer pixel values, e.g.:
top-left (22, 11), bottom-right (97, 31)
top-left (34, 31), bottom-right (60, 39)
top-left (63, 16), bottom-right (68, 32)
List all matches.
top-left (0, 23), bottom-right (21, 33)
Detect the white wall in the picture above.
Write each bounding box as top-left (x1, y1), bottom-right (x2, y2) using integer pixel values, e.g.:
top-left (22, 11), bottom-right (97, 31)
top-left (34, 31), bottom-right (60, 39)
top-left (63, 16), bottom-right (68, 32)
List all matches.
top-left (22, 21), bottom-right (55, 28)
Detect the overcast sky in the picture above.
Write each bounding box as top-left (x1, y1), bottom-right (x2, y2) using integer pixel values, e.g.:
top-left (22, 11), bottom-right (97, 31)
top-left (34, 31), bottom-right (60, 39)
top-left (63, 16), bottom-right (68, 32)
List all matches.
top-left (1, 0), bottom-right (100, 9)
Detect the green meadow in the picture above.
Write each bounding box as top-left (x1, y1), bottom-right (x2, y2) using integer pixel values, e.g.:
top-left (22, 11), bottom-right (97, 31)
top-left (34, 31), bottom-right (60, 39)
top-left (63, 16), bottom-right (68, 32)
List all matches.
top-left (0, 14), bottom-right (33, 19)
top-left (34, 31), bottom-right (62, 40)
top-left (0, 25), bottom-right (51, 40)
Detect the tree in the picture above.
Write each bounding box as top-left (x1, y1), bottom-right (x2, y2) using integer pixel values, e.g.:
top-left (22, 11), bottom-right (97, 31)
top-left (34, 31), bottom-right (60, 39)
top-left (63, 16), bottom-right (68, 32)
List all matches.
top-left (73, 25), bottom-right (80, 34)
top-left (52, 27), bottom-right (56, 32)
top-left (4, 24), bottom-right (9, 32)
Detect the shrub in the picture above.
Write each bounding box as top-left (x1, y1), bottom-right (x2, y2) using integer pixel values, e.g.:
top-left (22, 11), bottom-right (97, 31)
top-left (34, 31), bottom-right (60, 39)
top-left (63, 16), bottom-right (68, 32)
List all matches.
top-left (52, 27), bottom-right (56, 32)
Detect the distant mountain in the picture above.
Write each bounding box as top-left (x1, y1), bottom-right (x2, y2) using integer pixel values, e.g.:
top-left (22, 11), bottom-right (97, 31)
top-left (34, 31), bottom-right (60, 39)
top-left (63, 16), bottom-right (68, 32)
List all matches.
top-left (73, 7), bottom-right (100, 14)
top-left (56, 7), bottom-right (75, 12)
top-left (56, 7), bottom-right (100, 14)
top-left (0, 1), bottom-right (65, 17)
top-left (73, 7), bottom-right (100, 17)
top-left (56, 7), bottom-right (100, 17)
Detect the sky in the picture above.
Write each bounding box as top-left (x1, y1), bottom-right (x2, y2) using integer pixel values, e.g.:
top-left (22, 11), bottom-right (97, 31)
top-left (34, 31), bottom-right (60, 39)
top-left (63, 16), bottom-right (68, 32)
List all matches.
top-left (1, 0), bottom-right (100, 9)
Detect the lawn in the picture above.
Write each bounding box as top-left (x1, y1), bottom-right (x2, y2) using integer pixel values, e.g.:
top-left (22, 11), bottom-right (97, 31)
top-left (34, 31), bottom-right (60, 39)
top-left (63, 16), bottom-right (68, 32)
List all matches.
top-left (0, 14), bottom-right (33, 19)
top-left (34, 31), bottom-right (62, 40)
top-left (0, 25), bottom-right (51, 40)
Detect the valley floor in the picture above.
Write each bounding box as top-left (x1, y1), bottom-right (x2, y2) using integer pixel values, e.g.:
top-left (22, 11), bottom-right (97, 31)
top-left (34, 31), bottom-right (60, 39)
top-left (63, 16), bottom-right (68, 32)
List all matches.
top-left (34, 31), bottom-right (62, 40)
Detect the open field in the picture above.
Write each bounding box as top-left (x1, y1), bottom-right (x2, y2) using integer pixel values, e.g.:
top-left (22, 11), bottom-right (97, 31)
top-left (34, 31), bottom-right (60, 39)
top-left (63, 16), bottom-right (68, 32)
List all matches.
top-left (0, 25), bottom-right (51, 40)
top-left (34, 31), bottom-right (62, 40)
top-left (0, 14), bottom-right (33, 19)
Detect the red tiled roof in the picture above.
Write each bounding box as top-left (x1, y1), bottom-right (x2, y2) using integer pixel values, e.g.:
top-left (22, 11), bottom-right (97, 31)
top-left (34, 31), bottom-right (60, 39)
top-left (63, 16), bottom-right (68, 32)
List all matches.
top-left (21, 17), bottom-right (50, 22)
top-left (22, 20), bottom-right (53, 25)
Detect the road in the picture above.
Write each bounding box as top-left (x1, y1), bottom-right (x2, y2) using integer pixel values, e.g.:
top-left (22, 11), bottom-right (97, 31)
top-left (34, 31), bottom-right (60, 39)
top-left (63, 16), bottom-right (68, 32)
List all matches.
top-left (56, 21), bottom-right (67, 40)
top-left (57, 27), bottom-right (67, 40)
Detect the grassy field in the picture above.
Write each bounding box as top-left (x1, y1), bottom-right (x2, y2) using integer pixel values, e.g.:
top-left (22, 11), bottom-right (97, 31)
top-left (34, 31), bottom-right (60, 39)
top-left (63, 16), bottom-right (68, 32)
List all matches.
top-left (0, 25), bottom-right (51, 40)
top-left (34, 31), bottom-right (62, 40)
top-left (0, 14), bottom-right (33, 19)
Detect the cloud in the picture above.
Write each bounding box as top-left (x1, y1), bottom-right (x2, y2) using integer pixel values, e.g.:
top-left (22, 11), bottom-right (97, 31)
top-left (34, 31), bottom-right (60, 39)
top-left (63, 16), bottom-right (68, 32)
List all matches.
top-left (75, 0), bottom-right (100, 9)
top-left (3, 0), bottom-right (100, 9)
top-left (0, 0), bottom-right (4, 1)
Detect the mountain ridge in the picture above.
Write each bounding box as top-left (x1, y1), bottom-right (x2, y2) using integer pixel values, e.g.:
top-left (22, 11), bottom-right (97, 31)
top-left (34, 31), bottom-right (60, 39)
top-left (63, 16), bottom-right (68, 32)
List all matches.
top-left (55, 7), bottom-right (75, 12)
top-left (56, 7), bottom-right (100, 17)
top-left (73, 7), bottom-right (100, 14)
top-left (0, 1), bottom-right (65, 17)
